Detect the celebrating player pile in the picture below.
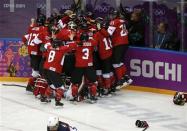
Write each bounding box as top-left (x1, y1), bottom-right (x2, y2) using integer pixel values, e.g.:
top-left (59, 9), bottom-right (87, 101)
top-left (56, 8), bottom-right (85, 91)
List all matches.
top-left (22, 9), bottom-right (133, 107)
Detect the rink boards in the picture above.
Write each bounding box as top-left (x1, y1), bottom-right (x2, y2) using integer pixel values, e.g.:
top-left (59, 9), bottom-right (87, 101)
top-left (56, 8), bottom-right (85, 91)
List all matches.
top-left (124, 47), bottom-right (187, 93)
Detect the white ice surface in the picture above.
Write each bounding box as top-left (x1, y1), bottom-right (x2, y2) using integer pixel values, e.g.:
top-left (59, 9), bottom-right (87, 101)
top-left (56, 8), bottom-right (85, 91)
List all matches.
top-left (0, 82), bottom-right (187, 131)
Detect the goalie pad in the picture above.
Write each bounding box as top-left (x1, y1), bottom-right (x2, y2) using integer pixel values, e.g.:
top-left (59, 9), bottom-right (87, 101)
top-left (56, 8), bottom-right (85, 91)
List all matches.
top-left (33, 77), bottom-right (48, 96)
top-left (26, 77), bottom-right (36, 92)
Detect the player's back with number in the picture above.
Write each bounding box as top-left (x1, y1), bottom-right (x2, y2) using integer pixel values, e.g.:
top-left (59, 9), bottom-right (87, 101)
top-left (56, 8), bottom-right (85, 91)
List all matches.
top-left (94, 29), bottom-right (112, 60)
top-left (108, 18), bottom-right (128, 46)
top-left (23, 26), bottom-right (46, 55)
top-left (44, 49), bottom-right (65, 73)
top-left (75, 39), bottom-right (97, 67)
top-left (44, 43), bottom-right (76, 73)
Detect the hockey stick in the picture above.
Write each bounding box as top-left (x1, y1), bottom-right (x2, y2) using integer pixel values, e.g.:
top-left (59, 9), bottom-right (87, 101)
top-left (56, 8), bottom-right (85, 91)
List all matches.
top-left (78, 76), bottom-right (85, 94)
top-left (119, 2), bottom-right (124, 13)
top-left (2, 83), bottom-right (26, 88)
top-left (72, 0), bottom-right (76, 6)
top-left (72, 0), bottom-right (81, 13)
top-left (119, 1), bottom-right (131, 21)
top-left (93, 0), bottom-right (98, 10)
top-left (142, 126), bottom-right (149, 131)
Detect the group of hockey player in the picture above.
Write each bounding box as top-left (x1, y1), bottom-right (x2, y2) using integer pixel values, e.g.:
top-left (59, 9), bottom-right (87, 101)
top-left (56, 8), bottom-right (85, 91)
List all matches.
top-left (22, 8), bottom-right (133, 107)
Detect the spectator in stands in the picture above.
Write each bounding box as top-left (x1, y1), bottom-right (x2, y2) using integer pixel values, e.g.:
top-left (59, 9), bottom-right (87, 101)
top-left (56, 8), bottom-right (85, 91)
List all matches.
top-left (153, 22), bottom-right (172, 49)
top-left (128, 10), bottom-right (145, 47)
top-left (166, 32), bottom-right (180, 51)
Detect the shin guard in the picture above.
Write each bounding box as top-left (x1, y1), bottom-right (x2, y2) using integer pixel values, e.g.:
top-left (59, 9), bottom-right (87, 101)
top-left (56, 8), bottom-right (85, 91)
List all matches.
top-left (34, 77), bottom-right (48, 97)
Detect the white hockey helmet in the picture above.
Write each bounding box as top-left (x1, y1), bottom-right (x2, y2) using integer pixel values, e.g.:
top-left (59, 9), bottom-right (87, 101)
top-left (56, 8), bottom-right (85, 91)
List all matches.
top-left (47, 116), bottom-right (59, 127)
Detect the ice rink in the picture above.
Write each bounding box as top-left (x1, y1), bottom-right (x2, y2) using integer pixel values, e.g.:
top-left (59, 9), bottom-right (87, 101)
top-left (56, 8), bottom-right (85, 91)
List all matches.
top-left (0, 82), bottom-right (186, 131)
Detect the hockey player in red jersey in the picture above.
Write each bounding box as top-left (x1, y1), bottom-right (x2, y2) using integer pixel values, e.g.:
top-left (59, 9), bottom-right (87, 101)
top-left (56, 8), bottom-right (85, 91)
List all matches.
top-left (43, 39), bottom-right (77, 106)
top-left (57, 10), bottom-right (75, 29)
top-left (22, 16), bottom-right (49, 76)
top-left (22, 18), bottom-right (37, 93)
top-left (32, 20), bottom-right (54, 102)
top-left (70, 32), bottom-right (98, 103)
top-left (28, 18), bottom-right (37, 32)
top-left (53, 20), bottom-right (77, 77)
top-left (55, 21), bottom-right (76, 41)
top-left (94, 17), bottom-right (114, 95)
top-left (107, 10), bottom-right (132, 89)
top-left (22, 16), bottom-right (50, 92)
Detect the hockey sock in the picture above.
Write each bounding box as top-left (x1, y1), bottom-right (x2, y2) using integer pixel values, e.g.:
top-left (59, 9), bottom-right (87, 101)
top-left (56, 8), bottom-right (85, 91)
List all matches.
top-left (103, 78), bottom-right (111, 89)
top-left (34, 77), bottom-right (48, 96)
top-left (96, 75), bottom-right (104, 88)
top-left (96, 70), bottom-right (103, 87)
top-left (33, 86), bottom-right (40, 96)
top-left (71, 84), bottom-right (79, 97)
top-left (89, 83), bottom-right (97, 96)
top-left (110, 72), bottom-right (116, 86)
top-left (55, 88), bottom-right (64, 101)
top-left (114, 66), bottom-right (124, 81)
top-left (121, 64), bottom-right (127, 78)
top-left (45, 87), bottom-right (52, 98)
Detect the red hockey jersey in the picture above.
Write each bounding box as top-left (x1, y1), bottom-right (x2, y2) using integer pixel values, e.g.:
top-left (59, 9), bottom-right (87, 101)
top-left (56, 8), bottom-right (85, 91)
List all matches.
top-left (56, 28), bottom-right (75, 41)
top-left (107, 18), bottom-right (128, 46)
top-left (43, 43), bottom-right (76, 73)
top-left (74, 39), bottom-right (97, 67)
top-left (58, 16), bottom-right (70, 29)
top-left (22, 26), bottom-right (50, 55)
top-left (94, 28), bottom-right (112, 60)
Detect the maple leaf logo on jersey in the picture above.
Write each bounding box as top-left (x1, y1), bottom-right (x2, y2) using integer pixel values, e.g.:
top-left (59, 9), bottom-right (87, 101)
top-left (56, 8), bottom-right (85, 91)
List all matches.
top-left (19, 45), bottom-right (28, 57)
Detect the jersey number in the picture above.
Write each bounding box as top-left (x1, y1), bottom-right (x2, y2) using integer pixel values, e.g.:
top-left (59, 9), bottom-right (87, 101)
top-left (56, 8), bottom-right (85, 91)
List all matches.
top-left (82, 48), bottom-right (89, 60)
top-left (48, 50), bottom-right (56, 62)
top-left (28, 33), bottom-right (38, 46)
top-left (103, 38), bottom-right (112, 50)
top-left (58, 19), bottom-right (66, 29)
top-left (120, 24), bottom-right (127, 36)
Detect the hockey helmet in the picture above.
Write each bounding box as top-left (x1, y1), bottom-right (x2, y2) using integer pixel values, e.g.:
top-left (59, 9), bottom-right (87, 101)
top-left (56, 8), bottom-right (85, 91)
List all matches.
top-left (109, 10), bottom-right (120, 20)
top-left (86, 11), bottom-right (94, 19)
top-left (47, 116), bottom-right (59, 127)
top-left (68, 21), bottom-right (77, 30)
top-left (173, 92), bottom-right (186, 105)
top-left (80, 22), bottom-right (88, 30)
top-left (64, 10), bottom-right (73, 16)
top-left (95, 17), bottom-right (103, 24)
top-left (36, 14), bottom-right (46, 26)
top-left (80, 32), bottom-right (89, 42)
